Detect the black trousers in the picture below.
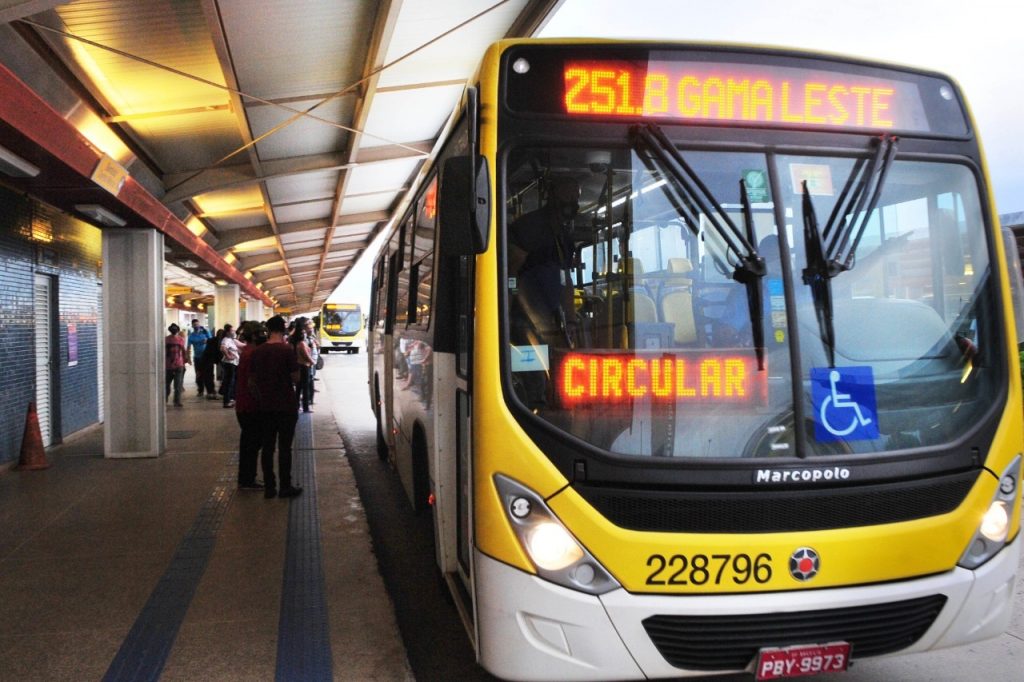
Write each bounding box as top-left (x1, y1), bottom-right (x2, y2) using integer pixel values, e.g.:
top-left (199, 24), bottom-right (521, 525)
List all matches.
top-left (192, 354), bottom-right (205, 392)
top-left (198, 359), bottom-right (216, 396)
top-left (165, 367), bottom-right (184, 405)
top-left (236, 411), bottom-right (262, 484)
top-left (258, 411), bottom-right (298, 491)
top-left (297, 366), bottom-right (313, 410)
top-left (221, 362), bottom-right (237, 405)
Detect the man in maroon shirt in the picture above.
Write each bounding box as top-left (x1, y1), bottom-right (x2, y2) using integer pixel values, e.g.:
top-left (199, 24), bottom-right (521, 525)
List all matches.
top-left (234, 321), bottom-right (268, 490)
top-left (247, 315), bottom-right (303, 499)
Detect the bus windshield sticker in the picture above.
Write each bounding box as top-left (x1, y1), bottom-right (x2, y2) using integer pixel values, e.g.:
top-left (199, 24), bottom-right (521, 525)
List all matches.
top-left (511, 344), bottom-right (550, 372)
top-left (790, 164), bottom-right (835, 196)
top-left (810, 366), bottom-right (880, 442)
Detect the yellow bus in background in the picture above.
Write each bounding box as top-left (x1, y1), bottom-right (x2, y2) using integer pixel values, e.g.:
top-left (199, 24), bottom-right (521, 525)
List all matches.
top-left (319, 302), bottom-right (365, 354)
top-left (368, 39), bottom-right (1023, 681)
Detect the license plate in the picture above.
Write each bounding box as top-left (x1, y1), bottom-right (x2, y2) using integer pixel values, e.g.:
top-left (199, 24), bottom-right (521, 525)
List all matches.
top-left (755, 642), bottom-right (851, 680)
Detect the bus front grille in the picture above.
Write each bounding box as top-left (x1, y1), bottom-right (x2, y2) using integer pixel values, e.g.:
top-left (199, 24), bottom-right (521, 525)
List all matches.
top-left (574, 470), bottom-right (976, 532)
top-left (642, 594), bottom-right (946, 671)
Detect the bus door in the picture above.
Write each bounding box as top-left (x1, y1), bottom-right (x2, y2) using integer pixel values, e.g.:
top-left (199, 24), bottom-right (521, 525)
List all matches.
top-left (454, 252), bottom-right (474, 588)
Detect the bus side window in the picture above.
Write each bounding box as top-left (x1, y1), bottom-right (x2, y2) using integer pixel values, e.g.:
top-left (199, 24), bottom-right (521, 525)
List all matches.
top-left (395, 219), bottom-right (410, 328)
top-left (411, 175), bottom-right (438, 328)
top-left (376, 257), bottom-right (389, 331)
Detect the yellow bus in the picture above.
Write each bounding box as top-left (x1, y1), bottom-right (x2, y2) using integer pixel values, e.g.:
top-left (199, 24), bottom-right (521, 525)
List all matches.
top-left (367, 39), bottom-right (1023, 681)
top-left (319, 302), bottom-right (365, 354)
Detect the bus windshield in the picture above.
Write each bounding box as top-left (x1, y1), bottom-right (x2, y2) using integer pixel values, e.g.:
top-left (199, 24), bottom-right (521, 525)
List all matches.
top-left (503, 143), bottom-right (1001, 459)
top-left (323, 306), bottom-right (362, 336)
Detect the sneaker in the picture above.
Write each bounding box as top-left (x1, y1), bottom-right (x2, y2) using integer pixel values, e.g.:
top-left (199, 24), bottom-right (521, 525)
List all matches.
top-left (238, 481), bottom-right (265, 490)
top-left (207, 395), bottom-right (219, 401)
top-left (264, 487), bottom-right (277, 499)
top-left (278, 486), bottom-right (303, 498)
top-left (224, 401), bottom-right (235, 408)
top-left (174, 402), bottom-right (183, 407)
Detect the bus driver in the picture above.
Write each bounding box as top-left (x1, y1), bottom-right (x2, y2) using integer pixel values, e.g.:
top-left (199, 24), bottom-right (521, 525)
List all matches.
top-left (507, 176), bottom-right (581, 349)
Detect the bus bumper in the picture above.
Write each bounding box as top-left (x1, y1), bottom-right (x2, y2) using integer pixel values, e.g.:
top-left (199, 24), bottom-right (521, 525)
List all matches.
top-left (475, 535), bottom-right (1019, 681)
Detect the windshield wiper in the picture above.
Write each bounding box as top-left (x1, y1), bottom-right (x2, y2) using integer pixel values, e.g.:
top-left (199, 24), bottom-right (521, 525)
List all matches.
top-left (739, 178), bottom-right (765, 369)
top-left (800, 135), bottom-right (899, 366)
top-left (801, 180), bottom-right (836, 367)
top-left (823, 134), bottom-right (899, 272)
top-left (630, 123), bottom-right (766, 366)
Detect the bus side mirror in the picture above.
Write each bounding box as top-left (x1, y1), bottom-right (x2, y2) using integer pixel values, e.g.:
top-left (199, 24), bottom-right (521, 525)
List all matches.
top-left (440, 154), bottom-right (490, 255)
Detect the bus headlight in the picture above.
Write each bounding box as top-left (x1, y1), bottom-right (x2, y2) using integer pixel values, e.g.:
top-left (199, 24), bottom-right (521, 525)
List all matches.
top-left (526, 522), bottom-right (583, 570)
top-left (980, 501), bottom-right (1010, 542)
top-left (959, 455), bottom-right (1020, 570)
top-left (495, 474), bottom-right (620, 595)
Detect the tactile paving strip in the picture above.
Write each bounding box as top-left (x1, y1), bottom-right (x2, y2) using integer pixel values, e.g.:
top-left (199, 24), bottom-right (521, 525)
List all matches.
top-left (275, 412), bottom-right (334, 681)
top-left (102, 457), bottom-right (237, 682)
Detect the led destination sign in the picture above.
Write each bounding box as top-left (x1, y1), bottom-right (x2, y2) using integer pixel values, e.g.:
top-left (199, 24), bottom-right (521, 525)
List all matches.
top-left (558, 352), bottom-right (767, 406)
top-left (561, 59), bottom-right (930, 132)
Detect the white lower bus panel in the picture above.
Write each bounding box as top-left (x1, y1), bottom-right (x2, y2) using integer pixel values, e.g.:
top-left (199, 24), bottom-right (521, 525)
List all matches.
top-left (475, 535), bottom-right (1018, 681)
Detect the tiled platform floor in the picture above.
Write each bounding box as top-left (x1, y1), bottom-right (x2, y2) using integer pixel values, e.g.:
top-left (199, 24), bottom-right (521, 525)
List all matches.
top-left (0, 372), bottom-right (411, 681)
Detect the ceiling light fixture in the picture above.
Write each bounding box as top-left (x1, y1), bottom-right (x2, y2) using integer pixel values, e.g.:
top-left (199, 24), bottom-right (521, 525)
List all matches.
top-left (74, 204), bottom-right (127, 227)
top-left (0, 144), bottom-right (40, 178)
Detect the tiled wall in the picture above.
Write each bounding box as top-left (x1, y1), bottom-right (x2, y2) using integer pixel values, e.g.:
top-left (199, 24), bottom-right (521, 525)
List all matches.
top-left (0, 184), bottom-right (102, 463)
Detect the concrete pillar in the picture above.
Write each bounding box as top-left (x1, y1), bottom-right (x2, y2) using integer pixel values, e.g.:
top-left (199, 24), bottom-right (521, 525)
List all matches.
top-left (102, 228), bottom-right (165, 457)
top-left (245, 299), bottom-right (265, 322)
top-left (206, 305), bottom-right (215, 333)
top-left (214, 284), bottom-right (240, 330)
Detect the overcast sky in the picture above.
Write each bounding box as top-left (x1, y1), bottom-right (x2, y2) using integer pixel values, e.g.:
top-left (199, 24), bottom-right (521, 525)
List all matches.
top-left (539, 0), bottom-right (1024, 215)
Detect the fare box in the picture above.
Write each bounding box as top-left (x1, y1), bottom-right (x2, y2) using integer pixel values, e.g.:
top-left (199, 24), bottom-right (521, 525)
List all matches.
top-left (755, 642), bottom-right (851, 680)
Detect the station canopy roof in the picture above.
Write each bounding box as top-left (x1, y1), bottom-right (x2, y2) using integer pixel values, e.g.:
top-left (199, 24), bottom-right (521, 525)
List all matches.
top-left (0, 0), bottom-right (561, 312)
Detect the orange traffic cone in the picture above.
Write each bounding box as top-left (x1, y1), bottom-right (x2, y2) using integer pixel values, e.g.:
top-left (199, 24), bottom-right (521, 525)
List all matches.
top-left (16, 402), bottom-right (50, 470)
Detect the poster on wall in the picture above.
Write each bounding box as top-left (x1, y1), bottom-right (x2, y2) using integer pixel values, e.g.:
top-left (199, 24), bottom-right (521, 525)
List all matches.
top-left (67, 322), bottom-right (78, 366)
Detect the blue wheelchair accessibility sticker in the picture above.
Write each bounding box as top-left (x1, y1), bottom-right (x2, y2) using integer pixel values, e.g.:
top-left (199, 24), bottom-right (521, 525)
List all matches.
top-left (810, 366), bottom-right (879, 442)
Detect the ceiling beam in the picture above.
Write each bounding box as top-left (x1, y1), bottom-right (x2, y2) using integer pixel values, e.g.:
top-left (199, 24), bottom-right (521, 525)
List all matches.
top-left (0, 1), bottom-right (65, 22)
top-left (200, 0), bottom-right (295, 302)
top-left (505, 0), bottom-right (566, 37)
top-left (160, 141), bottom-right (430, 205)
top-left (308, 0), bottom-right (407, 309)
top-left (241, 243), bottom-right (360, 270)
top-left (213, 211), bottom-right (387, 251)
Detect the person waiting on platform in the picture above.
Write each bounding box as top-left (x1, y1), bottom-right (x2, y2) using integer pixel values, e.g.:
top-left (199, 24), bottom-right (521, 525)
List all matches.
top-left (304, 318), bottom-right (321, 400)
top-left (248, 314), bottom-right (303, 499)
top-left (290, 316), bottom-right (315, 413)
top-left (164, 323), bottom-right (188, 407)
top-left (186, 318), bottom-right (211, 397)
top-left (199, 328), bottom-right (224, 400)
top-left (234, 320), bottom-right (268, 490)
top-left (220, 325), bottom-right (242, 408)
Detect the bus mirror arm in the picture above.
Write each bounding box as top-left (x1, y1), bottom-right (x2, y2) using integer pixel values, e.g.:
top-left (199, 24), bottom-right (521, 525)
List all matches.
top-left (440, 154), bottom-right (491, 255)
